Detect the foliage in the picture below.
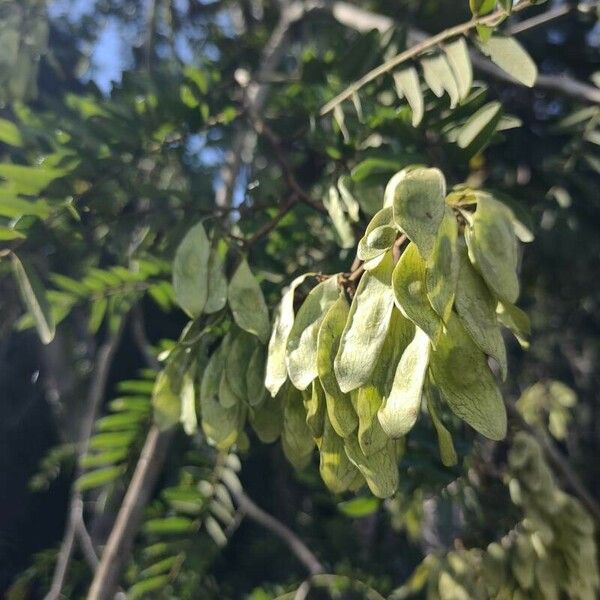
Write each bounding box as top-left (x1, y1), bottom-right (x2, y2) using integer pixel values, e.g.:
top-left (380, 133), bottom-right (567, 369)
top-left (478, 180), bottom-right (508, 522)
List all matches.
top-left (1, 0), bottom-right (600, 598)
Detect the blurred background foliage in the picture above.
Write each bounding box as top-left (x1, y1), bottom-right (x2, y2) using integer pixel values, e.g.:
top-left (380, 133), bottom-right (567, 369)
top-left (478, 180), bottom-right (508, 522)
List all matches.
top-left (0, 0), bottom-right (599, 598)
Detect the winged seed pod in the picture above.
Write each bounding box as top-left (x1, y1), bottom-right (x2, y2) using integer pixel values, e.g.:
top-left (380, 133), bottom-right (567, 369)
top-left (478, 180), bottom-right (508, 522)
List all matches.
top-left (170, 167), bottom-right (530, 498)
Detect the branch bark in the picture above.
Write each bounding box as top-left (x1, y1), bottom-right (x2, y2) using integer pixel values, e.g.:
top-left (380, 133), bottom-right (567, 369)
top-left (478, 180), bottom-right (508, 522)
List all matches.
top-left (328, 1), bottom-right (600, 106)
top-left (45, 323), bottom-right (125, 600)
top-left (230, 488), bottom-right (325, 576)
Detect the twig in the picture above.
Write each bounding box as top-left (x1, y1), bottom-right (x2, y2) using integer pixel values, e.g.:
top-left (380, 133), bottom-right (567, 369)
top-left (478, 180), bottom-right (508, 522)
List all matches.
top-left (229, 487), bottom-right (325, 576)
top-left (87, 425), bottom-right (174, 600)
top-left (507, 403), bottom-right (600, 526)
top-left (45, 324), bottom-right (125, 600)
top-left (320, 1), bottom-right (533, 115)
top-left (251, 116), bottom-right (327, 215)
top-left (328, 1), bottom-right (600, 106)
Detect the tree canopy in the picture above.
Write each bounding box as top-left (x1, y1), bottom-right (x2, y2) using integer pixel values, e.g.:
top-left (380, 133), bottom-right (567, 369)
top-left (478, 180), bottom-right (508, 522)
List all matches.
top-left (1, 0), bottom-right (600, 599)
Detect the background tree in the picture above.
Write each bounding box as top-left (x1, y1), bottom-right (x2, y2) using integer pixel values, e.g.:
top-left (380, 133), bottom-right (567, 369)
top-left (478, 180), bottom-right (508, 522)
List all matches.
top-left (1, 0), bottom-right (600, 598)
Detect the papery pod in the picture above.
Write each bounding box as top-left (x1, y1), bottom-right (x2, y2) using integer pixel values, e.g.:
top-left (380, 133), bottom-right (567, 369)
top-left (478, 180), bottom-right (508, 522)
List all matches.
top-left (466, 194), bottom-right (519, 304)
top-left (265, 273), bottom-right (313, 396)
top-left (482, 543), bottom-right (508, 595)
top-left (378, 327), bottom-right (430, 438)
top-left (429, 314), bottom-right (506, 441)
top-left (249, 392), bottom-right (283, 443)
top-left (335, 251), bottom-right (395, 393)
top-left (355, 308), bottom-right (414, 455)
top-left (200, 387), bottom-right (246, 450)
top-left (497, 301), bottom-right (530, 349)
top-left (200, 336), bottom-right (230, 403)
top-left (172, 222), bottom-right (210, 318)
top-left (534, 560), bottom-right (559, 600)
top-left (317, 294), bottom-right (358, 438)
top-left (204, 247), bottom-right (228, 314)
top-left (246, 345), bottom-right (268, 407)
top-left (344, 434), bottom-right (400, 499)
top-left (228, 258), bottom-right (270, 344)
top-left (393, 241), bottom-right (442, 342)
top-left (357, 206), bottom-right (397, 261)
top-left (303, 380), bottom-right (326, 438)
top-left (286, 277), bottom-right (339, 390)
top-left (455, 247), bottom-right (507, 379)
top-left (318, 416), bottom-right (361, 494)
top-left (426, 207), bottom-right (459, 323)
top-left (225, 329), bottom-right (257, 404)
top-left (512, 535), bottom-right (535, 590)
top-left (153, 350), bottom-right (191, 430)
top-left (219, 369), bottom-right (241, 409)
top-left (425, 381), bottom-right (457, 467)
top-left (390, 167), bottom-right (446, 259)
top-left (324, 185), bottom-right (354, 249)
top-left (281, 384), bottom-right (314, 470)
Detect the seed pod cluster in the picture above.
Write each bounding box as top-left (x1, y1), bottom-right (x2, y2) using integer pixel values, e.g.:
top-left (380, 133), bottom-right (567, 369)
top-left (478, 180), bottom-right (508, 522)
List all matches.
top-left (264, 167), bottom-right (531, 498)
top-left (397, 433), bottom-right (599, 599)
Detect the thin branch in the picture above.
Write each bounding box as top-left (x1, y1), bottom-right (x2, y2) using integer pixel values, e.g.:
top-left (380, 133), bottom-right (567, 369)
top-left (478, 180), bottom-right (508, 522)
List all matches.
top-left (320, 1), bottom-right (532, 115)
top-left (328, 1), bottom-right (600, 106)
top-left (250, 116), bottom-right (327, 215)
top-left (229, 487), bottom-right (325, 576)
top-left (45, 323), bottom-right (125, 600)
top-left (87, 425), bottom-right (174, 600)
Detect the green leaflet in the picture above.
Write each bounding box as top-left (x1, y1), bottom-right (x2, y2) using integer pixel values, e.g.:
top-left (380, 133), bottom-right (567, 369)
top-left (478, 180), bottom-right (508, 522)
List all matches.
top-left (344, 434), bottom-right (400, 499)
top-left (497, 301), bottom-right (530, 349)
top-left (200, 384), bottom-right (245, 450)
top-left (337, 175), bottom-right (360, 222)
top-left (265, 274), bottom-right (313, 396)
top-left (286, 277), bottom-right (339, 390)
top-left (425, 381), bottom-right (458, 467)
top-left (225, 330), bottom-right (256, 403)
top-left (172, 222), bottom-right (210, 318)
top-left (246, 345), bottom-right (267, 407)
top-left (317, 294), bottom-right (358, 438)
top-left (466, 194), bottom-right (519, 303)
top-left (429, 314), bottom-right (506, 441)
top-left (11, 254), bottom-right (55, 344)
top-left (393, 67), bottom-right (424, 127)
top-left (469, 0), bottom-right (496, 16)
top-left (228, 258), bottom-right (270, 344)
top-left (335, 252), bottom-right (395, 393)
top-left (319, 416), bottom-right (361, 494)
top-left (249, 392), bottom-right (283, 443)
top-left (219, 369), bottom-right (241, 409)
top-left (303, 380), bottom-right (326, 437)
top-left (281, 384), bottom-right (314, 469)
top-left (391, 167), bottom-right (446, 259)
top-left (393, 242), bottom-right (442, 342)
top-left (479, 36), bottom-right (537, 88)
top-left (454, 248), bottom-right (507, 379)
top-left (444, 38), bottom-right (472, 100)
top-left (421, 54), bottom-right (460, 109)
top-left (457, 101), bottom-right (502, 151)
top-left (204, 247), bottom-right (227, 314)
top-left (324, 185), bottom-right (355, 249)
top-left (426, 207), bottom-right (459, 323)
top-left (357, 206), bottom-right (396, 261)
top-left (378, 327), bottom-right (430, 438)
